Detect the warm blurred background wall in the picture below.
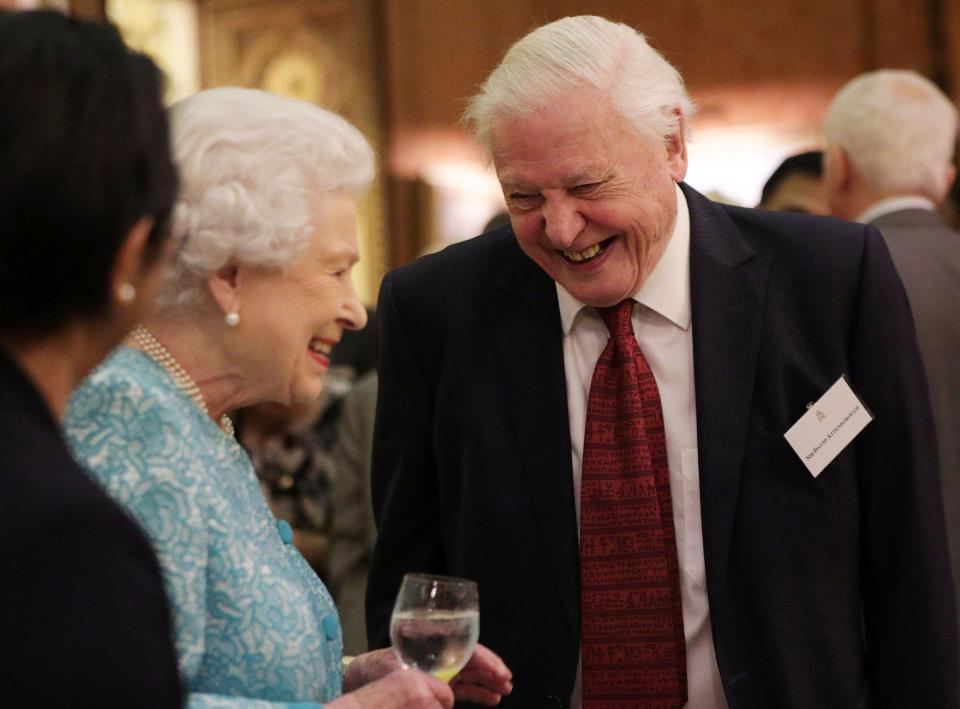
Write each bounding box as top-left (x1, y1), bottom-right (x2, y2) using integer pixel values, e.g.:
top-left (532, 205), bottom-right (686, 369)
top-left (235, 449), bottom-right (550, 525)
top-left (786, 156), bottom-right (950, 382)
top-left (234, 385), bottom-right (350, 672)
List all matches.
top-left (5, 0), bottom-right (960, 303)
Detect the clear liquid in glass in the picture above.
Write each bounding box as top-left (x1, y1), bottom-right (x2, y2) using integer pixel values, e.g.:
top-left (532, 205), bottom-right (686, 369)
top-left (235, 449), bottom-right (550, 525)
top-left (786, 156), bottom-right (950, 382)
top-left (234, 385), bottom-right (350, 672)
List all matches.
top-left (390, 608), bottom-right (480, 681)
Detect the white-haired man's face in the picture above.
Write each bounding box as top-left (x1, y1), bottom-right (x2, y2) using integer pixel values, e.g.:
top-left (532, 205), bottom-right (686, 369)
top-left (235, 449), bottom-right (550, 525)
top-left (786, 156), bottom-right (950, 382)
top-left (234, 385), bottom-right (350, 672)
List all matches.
top-left (491, 86), bottom-right (687, 307)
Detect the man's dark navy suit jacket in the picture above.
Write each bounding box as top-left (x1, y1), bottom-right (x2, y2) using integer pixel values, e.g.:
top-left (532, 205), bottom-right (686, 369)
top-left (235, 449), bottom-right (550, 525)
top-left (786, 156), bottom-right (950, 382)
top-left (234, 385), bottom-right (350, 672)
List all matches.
top-left (368, 184), bottom-right (958, 709)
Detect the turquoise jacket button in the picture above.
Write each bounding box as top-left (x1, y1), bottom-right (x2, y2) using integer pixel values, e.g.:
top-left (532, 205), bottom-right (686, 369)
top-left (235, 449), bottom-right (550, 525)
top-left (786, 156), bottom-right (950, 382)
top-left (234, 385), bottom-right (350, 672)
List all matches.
top-left (276, 519), bottom-right (294, 545)
top-left (322, 615), bottom-right (340, 641)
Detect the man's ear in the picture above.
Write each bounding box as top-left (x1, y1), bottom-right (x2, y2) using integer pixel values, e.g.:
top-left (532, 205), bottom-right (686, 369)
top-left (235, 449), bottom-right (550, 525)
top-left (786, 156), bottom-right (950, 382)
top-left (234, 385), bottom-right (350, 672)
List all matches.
top-left (942, 164), bottom-right (956, 203)
top-left (826, 144), bottom-right (852, 194)
top-left (110, 216), bottom-right (154, 305)
top-left (207, 263), bottom-right (241, 317)
top-left (665, 110), bottom-right (688, 183)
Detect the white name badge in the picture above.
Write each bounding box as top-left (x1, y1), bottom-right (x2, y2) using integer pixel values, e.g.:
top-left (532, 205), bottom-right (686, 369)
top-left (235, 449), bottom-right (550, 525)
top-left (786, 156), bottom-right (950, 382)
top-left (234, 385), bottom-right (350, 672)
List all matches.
top-left (783, 376), bottom-right (874, 477)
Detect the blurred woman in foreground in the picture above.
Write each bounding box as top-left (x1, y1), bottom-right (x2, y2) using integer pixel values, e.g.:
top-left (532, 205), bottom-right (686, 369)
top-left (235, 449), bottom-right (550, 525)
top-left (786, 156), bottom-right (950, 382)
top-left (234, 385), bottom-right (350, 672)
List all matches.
top-left (65, 87), bottom-right (512, 708)
top-left (0, 10), bottom-right (181, 706)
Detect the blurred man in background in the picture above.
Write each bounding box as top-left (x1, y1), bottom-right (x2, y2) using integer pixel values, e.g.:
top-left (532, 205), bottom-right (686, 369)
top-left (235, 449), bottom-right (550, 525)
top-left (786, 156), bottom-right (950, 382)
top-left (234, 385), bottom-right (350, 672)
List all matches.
top-left (823, 69), bottom-right (960, 663)
top-left (757, 150), bottom-right (828, 214)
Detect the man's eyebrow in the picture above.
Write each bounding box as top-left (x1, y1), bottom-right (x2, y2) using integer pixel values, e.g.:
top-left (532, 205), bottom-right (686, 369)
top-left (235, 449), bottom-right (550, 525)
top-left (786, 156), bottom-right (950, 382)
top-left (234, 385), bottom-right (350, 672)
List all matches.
top-left (500, 169), bottom-right (605, 192)
top-left (500, 179), bottom-right (533, 192)
top-left (568, 171), bottom-right (595, 185)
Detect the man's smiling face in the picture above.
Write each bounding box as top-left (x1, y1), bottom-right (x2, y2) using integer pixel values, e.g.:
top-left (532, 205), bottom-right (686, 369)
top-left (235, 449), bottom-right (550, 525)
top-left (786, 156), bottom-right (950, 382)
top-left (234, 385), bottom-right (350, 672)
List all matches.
top-left (492, 87), bottom-right (687, 307)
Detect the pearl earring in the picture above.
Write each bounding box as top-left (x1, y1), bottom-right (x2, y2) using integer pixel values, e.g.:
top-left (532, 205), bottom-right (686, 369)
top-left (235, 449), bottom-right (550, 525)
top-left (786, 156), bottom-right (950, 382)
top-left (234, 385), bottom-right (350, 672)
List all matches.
top-left (118, 283), bottom-right (136, 303)
top-left (225, 311), bottom-right (240, 327)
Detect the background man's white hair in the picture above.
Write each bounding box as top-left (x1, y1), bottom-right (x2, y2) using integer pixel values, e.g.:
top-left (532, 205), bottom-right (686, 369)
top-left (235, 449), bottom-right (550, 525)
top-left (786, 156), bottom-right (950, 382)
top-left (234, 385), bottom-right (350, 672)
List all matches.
top-left (823, 70), bottom-right (958, 199)
top-left (158, 87), bottom-right (375, 311)
top-left (463, 15), bottom-right (696, 150)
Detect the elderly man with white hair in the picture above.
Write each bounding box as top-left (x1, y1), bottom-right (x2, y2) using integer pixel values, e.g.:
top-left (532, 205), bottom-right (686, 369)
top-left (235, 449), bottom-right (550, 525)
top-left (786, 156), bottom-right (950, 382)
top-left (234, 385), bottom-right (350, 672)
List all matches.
top-left (823, 68), bottom-right (960, 663)
top-left (367, 16), bottom-right (957, 709)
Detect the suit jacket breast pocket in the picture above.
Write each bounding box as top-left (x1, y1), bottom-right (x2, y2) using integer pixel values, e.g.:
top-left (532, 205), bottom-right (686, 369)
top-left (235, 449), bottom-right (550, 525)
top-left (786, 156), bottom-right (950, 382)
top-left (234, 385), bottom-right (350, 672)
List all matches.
top-left (740, 431), bottom-right (857, 547)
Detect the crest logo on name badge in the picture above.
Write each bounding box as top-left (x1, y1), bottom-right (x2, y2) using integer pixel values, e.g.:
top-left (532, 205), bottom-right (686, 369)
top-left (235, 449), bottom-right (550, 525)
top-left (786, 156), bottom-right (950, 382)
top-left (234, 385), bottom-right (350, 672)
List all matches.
top-left (784, 376), bottom-right (874, 477)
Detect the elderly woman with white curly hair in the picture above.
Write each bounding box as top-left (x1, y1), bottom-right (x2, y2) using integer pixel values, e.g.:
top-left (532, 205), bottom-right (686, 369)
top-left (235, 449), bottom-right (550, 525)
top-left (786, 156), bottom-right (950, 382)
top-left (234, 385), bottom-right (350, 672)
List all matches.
top-left (64, 88), bottom-right (512, 709)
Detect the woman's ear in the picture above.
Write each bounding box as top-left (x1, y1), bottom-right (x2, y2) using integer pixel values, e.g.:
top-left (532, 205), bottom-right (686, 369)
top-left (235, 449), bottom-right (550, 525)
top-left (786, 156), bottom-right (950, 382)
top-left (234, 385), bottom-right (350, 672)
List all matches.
top-left (207, 263), bottom-right (241, 318)
top-left (110, 216), bottom-right (154, 306)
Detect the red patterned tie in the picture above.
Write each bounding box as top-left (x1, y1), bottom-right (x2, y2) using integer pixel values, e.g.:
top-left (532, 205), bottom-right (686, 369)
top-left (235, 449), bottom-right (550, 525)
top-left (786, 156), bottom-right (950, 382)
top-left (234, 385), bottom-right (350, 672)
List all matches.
top-left (579, 299), bottom-right (687, 709)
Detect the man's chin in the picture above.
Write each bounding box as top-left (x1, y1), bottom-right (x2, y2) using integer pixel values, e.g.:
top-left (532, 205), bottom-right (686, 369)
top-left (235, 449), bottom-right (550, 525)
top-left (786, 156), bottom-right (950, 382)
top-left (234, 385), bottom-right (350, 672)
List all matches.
top-left (581, 295), bottom-right (630, 308)
top-left (561, 283), bottom-right (631, 308)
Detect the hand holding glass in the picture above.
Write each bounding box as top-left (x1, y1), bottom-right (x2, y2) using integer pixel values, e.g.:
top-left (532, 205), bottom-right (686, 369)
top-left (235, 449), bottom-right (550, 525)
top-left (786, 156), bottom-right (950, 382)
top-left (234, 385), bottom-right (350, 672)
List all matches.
top-left (389, 573), bottom-right (480, 683)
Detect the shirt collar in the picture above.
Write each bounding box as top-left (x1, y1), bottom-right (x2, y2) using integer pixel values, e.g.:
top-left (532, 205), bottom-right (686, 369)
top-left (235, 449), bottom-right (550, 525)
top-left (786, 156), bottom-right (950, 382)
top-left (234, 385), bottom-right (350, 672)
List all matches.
top-left (557, 183), bottom-right (691, 334)
top-left (856, 194), bottom-right (937, 224)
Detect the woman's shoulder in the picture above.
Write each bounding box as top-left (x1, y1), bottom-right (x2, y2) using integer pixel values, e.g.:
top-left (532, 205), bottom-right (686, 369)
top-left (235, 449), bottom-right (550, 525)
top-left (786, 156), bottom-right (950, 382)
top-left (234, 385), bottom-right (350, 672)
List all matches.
top-left (69, 346), bottom-right (187, 421)
top-left (64, 347), bottom-right (212, 496)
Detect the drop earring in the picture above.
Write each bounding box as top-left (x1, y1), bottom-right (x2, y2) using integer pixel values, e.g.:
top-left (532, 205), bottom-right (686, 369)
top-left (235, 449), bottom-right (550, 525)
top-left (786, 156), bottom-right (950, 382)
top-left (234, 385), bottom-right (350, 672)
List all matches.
top-left (118, 283), bottom-right (136, 303)
top-left (225, 310), bottom-right (240, 327)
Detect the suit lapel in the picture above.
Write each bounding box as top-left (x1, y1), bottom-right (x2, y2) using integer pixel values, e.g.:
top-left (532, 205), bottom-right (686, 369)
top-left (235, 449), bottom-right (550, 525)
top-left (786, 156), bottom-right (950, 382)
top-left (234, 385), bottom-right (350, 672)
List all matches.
top-left (485, 239), bottom-right (581, 638)
top-left (684, 185), bottom-right (770, 601)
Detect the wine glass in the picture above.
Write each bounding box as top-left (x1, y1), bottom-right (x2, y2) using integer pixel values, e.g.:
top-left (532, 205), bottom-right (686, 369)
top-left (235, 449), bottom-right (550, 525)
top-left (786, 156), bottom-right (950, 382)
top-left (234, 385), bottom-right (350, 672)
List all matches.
top-left (389, 573), bottom-right (480, 682)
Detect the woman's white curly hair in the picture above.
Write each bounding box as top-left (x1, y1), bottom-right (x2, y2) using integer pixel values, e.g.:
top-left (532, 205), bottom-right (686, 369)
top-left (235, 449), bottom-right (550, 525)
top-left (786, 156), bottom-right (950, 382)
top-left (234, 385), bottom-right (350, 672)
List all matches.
top-left (157, 87), bottom-right (375, 311)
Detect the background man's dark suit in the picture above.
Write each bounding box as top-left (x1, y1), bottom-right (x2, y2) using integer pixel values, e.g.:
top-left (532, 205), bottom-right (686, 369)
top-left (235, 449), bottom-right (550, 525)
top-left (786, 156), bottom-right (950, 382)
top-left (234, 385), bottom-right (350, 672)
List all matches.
top-left (367, 185), bottom-right (958, 708)
top-left (870, 207), bottom-right (960, 636)
top-left (0, 350), bottom-right (182, 707)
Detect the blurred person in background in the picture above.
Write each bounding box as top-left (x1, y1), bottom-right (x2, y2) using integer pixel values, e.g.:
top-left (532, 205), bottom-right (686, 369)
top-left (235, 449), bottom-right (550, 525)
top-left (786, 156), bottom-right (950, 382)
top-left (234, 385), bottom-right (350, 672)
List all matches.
top-left (330, 306), bottom-right (378, 378)
top-left (324, 308), bottom-right (379, 652)
top-left (943, 177), bottom-right (960, 229)
top-left (823, 68), bottom-right (960, 666)
top-left (235, 398), bottom-right (335, 573)
top-left (328, 369), bottom-right (379, 655)
top-left (757, 150), bottom-right (828, 214)
top-left (64, 86), bottom-right (511, 708)
top-left (236, 307), bottom-right (379, 578)
top-left (942, 144), bottom-right (960, 229)
top-left (483, 210), bottom-right (512, 233)
top-left (0, 10), bottom-right (181, 706)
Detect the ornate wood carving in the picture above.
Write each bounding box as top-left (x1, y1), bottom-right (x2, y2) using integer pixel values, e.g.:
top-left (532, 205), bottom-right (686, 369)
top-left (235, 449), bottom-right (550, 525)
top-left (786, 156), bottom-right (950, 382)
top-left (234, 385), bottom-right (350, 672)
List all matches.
top-left (68, 0), bottom-right (105, 20)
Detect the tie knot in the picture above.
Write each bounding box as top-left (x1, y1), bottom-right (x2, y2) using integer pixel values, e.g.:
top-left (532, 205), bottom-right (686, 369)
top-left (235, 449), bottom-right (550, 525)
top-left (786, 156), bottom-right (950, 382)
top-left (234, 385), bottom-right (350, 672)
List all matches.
top-left (598, 299), bottom-right (635, 340)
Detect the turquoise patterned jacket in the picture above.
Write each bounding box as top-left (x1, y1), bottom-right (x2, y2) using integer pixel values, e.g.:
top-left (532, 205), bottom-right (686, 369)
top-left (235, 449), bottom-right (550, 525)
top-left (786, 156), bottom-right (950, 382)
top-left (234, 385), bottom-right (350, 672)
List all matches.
top-left (66, 347), bottom-right (342, 708)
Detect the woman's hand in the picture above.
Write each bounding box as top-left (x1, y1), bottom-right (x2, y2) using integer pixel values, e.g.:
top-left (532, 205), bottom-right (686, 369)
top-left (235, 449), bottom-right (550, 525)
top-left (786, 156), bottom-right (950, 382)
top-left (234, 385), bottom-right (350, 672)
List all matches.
top-left (327, 668), bottom-right (453, 709)
top-left (342, 647), bottom-right (402, 691)
top-left (450, 644), bottom-right (513, 705)
top-left (343, 644), bottom-right (513, 706)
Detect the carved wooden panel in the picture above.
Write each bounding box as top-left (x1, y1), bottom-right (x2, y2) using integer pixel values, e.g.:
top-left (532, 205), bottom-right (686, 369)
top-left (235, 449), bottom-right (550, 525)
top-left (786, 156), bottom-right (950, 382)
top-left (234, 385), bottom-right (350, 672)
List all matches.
top-left (382, 0), bottom-right (889, 135)
top-left (68, 0), bottom-right (105, 19)
top-left (380, 0), bottom-right (960, 260)
top-left (944, 0), bottom-right (960, 103)
top-left (384, 0), bottom-right (955, 134)
top-left (198, 0), bottom-right (387, 305)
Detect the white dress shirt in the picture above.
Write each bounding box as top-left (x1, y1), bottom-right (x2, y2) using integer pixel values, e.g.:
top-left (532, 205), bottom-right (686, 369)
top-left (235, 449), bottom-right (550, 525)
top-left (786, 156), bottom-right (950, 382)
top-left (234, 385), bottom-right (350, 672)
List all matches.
top-left (561, 185), bottom-right (727, 709)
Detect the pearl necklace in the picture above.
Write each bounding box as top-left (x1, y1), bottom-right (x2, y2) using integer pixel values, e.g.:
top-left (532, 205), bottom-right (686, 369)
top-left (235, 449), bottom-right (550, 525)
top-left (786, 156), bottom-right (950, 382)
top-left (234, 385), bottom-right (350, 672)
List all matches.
top-left (130, 325), bottom-right (234, 437)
